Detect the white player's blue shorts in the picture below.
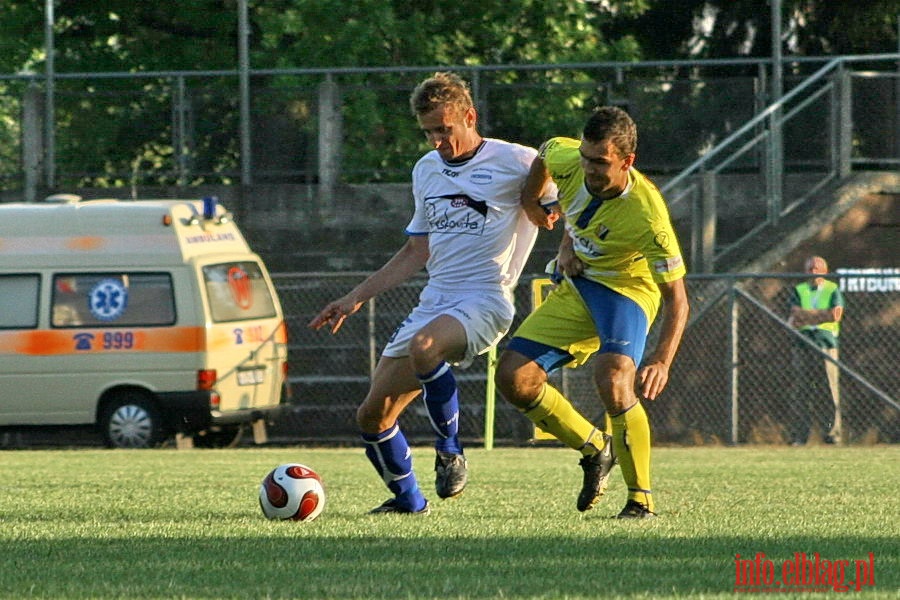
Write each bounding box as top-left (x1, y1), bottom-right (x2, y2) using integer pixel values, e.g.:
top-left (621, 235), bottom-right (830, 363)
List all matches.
top-left (382, 284), bottom-right (514, 369)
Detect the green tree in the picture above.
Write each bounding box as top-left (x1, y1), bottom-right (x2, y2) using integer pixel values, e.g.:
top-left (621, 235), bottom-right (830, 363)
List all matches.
top-left (249, 0), bottom-right (647, 180)
top-left (0, 1), bottom-right (894, 188)
top-left (0, 1), bottom-right (247, 187)
top-left (0, 0), bottom-right (650, 186)
top-left (604, 0), bottom-right (899, 60)
top-left (0, 1), bottom-right (239, 73)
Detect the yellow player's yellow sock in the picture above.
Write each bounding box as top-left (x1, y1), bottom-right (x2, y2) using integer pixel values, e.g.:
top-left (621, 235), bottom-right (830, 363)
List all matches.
top-left (523, 384), bottom-right (605, 456)
top-left (611, 401), bottom-right (654, 512)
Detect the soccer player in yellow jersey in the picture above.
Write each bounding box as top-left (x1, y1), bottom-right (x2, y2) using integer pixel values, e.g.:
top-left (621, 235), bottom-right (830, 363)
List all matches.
top-left (495, 106), bottom-right (690, 519)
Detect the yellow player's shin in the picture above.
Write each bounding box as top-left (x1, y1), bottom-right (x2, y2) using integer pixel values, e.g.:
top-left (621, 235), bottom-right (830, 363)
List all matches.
top-left (611, 401), bottom-right (654, 512)
top-left (523, 384), bottom-right (606, 456)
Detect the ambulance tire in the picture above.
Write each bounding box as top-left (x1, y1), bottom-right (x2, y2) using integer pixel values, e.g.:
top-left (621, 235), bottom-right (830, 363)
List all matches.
top-left (99, 391), bottom-right (167, 449)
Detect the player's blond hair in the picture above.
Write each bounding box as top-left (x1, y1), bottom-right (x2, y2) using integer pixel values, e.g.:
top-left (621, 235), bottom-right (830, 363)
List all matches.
top-left (409, 72), bottom-right (474, 117)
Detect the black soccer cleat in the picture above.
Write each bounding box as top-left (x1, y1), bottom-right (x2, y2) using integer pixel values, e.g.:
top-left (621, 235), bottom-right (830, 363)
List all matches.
top-left (434, 451), bottom-right (468, 499)
top-left (616, 499), bottom-right (657, 520)
top-left (368, 498), bottom-right (431, 516)
top-left (576, 433), bottom-right (617, 512)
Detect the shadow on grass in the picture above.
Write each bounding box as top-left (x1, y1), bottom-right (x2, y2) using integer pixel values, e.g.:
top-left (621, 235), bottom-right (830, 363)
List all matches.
top-left (4, 533), bottom-right (896, 598)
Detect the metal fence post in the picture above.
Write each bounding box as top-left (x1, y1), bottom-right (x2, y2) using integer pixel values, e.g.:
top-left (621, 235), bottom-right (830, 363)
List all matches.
top-left (367, 298), bottom-right (377, 377)
top-left (43, 0), bottom-right (55, 189)
top-left (318, 74), bottom-right (342, 213)
top-left (768, 0), bottom-right (783, 224)
top-left (837, 63), bottom-right (853, 179)
top-left (766, 108), bottom-right (783, 225)
top-left (829, 68), bottom-right (839, 177)
top-left (729, 280), bottom-right (740, 445)
top-left (692, 170), bottom-right (717, 273)
top-left (896, 15), bottom-right (900, 164)
top-left (172, 75), bottom-right (190, 186)
top-left (238, 0), bottom-right (252, 185)
top-left (755, 63), bottom-right (767, 170)
top-left (22, 84), bottom-right (43, 202)
top-left (470, 70), bottom-right (487, 134)
top-left (484, 345), bottom-right (496, 450)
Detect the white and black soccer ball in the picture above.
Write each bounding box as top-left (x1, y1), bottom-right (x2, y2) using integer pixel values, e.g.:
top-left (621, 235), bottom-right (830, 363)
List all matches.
top-left (258, 463), bottom-right (325, 521)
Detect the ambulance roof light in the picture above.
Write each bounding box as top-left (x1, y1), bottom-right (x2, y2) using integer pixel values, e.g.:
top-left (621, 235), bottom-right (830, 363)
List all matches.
top-left (202, 196), bottom-right (217, 220)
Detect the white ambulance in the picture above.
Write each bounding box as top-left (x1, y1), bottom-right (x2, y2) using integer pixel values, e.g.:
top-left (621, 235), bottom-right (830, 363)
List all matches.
top-left (0, 195), bottom-right (288, 448)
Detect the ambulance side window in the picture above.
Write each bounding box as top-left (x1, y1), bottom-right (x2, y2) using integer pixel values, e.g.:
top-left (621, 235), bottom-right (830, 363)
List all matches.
top-left (51, 273), bottom-right (176, 327)
top-left (0, 275), bottom-right (40, 328)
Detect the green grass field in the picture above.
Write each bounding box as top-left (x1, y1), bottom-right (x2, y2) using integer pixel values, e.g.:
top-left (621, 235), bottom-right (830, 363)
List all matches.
top-left (1, 445), bottom-right (897, 599)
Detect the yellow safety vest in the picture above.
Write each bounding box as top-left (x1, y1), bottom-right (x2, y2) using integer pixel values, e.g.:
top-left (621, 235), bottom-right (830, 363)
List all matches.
top-left (795, 281), bottom-right (840, 337)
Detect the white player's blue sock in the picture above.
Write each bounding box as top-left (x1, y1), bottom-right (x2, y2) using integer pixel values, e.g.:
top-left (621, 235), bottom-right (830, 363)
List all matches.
top-left (419, 361), bottom-right (463, 455)
top-left (361, 423), bottom-right (427, 511)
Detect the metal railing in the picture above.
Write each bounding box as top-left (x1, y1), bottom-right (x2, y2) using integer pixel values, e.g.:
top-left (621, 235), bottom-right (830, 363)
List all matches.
top-left (659, 54), bottom-right (900, 272)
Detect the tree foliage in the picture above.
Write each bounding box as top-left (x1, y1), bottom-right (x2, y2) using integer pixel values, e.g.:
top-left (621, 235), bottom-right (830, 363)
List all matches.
top-left (606, 0), bottom-right (899, 59)
top-left (0, 1), bottom-right (895, 188)
top-left (0, 1), bottom-right (239, 74)
top-left (0, 0), bottom-right (651, 186)
top-left (252, 0), bottom-right (638, 68)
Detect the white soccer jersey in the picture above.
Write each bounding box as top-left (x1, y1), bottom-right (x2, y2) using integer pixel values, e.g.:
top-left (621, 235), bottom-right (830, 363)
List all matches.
top-left (406, 138), bottom-right (545, 296)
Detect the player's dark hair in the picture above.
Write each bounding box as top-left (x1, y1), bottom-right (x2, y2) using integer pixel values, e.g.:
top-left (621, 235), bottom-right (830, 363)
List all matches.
top-left (410, 72), bottom-right (474, 117)
top-left (583, 106), bottom-right (637, 158)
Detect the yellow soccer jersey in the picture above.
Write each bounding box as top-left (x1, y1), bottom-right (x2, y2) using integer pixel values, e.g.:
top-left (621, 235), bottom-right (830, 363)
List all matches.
top-left (541, 136), bottom-right (686, 319)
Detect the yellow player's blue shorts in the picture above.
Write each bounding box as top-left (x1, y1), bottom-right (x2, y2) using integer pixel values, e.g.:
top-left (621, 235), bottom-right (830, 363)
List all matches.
top-left (506, 276), bottom-right (650, 373)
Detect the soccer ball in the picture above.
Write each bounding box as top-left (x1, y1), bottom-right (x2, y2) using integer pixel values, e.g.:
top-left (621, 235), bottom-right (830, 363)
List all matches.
top-left (258, 463), bottom-right (325, 521)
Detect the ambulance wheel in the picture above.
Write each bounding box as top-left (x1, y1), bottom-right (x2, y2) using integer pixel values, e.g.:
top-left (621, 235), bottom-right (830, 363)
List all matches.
top-left (99, 391), bottom-right (166, 449)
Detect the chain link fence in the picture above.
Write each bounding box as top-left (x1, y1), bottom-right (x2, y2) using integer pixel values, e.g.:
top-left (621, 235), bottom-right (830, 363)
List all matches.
top-left (270, 271), bottom-right (898, 447)
top-left (2, 56), bottom-right (897, 193)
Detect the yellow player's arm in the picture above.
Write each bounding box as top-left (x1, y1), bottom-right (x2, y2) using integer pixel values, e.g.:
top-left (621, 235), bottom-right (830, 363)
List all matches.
top-left (555, 227), bottom-right (584, 278)
top-left (638, 278), bottom-right (690, 400)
